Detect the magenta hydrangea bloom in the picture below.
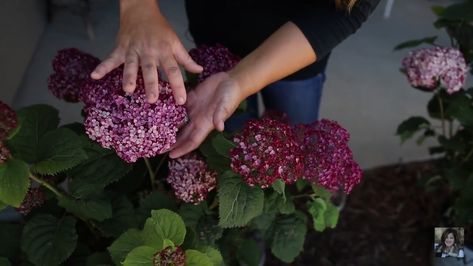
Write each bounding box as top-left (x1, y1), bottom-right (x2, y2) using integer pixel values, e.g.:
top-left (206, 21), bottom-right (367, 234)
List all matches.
top-left (48, 48), bottom-right (100, 102)
top-left (15, 188), bottom-right (46, 216)
top-left (402, 47), bottom-right (468, 94)
top-left (295, 119), bottom-right (362, 194)
top-left (230, 118), bottom-right (304, 188)
top-left (153, 246), bottom-right (186, 266)
top-left (0, 143), bottom-right (11, 164)
top-left (82, 67), bottom-right (187, 163)
top-left (167, 153), bottom-right (217, 204)
top-left (189, 44), bottom-right (240, 82)
top-left (0, 100), bottom-right (18, 140)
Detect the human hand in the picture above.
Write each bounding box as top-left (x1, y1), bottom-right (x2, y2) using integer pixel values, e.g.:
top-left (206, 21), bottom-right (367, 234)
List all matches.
top-left (169, 72), bottom-right (245, 158)
top-left (90, 0), bottom-right (202, 104)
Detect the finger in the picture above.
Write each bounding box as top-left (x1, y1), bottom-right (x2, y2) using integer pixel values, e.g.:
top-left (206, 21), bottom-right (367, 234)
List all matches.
top-left (174, 43), bottom-right (203, 73)
top-left (170, 123), bottom-right (212, 158)
top-left (91, 50), bottom-right (124, 79)
top-left (161, 55), bottom-right (186, 105)
top-left (140, 56), bottom-right (159, 103)
top-left (213, 103), bottom-right (231, 132)
top-left (122, 52), bottom-right (139, 94)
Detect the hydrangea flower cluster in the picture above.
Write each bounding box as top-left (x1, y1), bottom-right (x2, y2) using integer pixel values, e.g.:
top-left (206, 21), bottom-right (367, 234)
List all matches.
top-left (0, 143), bottom-right (11, 164)
top-left (230, 118), bottom-right (304, 188)
top-left (15, 188), bottom-right (46, 216)
top-left (153, 246), bottom-right (185, 266)
top-left (48, 48), bottom-right (100, 102)
top-left (189, 44), bottom-right (240, 82)
top-left (295, 120), bottom-right (362, 194)
top-left (167, 153), bottom-right (217, 204)
top-left (230, 117), bottom-right (362, 193)
top-left (402, 46), bottom-right (469, 94)
top-left (0, 100), bottom-right (18, 140)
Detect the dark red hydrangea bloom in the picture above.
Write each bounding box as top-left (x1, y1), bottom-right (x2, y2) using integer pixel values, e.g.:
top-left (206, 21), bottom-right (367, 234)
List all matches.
top-left (167, 153), bottom-right (217, 204)
top-left (261, 109), bottom-right (290, 124)
top-left (153, 246), bottom-right (185, 266)
top-left (230, 118), bottom-right (304, 188)
top-left (0, 143), bottom-right (11, 164)
top-left (189, 44), bottom-right (240, 82)
top-left (295, 119), bottom-right (362, 194)
top-left (0, 100), bottom-right (18, 140)
top-left (82, 67), bottom-right (187, 163)
top-left (48, 48), bottom-right (100, 102)
top-left (15, 188), bottom-right (46, 216)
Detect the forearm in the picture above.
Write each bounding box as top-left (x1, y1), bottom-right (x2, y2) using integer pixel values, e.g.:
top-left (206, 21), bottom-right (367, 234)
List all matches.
top-left (229, 22), bottom-right (316, 99)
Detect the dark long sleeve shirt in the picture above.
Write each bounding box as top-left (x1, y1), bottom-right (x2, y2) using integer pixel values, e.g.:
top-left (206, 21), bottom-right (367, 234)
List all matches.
top-left (185, 0), bottom-right (380, 80)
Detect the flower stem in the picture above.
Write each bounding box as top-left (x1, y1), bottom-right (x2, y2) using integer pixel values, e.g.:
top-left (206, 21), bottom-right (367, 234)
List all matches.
top-left (144, 158), bottom-right (156, 190)
top-left (292, 193), bottom-right (315, 199)
top-left (463, 146), bottom-right (473, 163)
top-left (209, 197), bottom-right (219, 210)
top-left (29, 173), bottom-right (64, 198)
top-left (154, 153), bottom-right (168, 177)
top-left (438, 95), bottom-right (446, 136)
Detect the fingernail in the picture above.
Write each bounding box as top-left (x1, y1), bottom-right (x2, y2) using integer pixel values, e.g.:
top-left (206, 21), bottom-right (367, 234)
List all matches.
top-left (177, 97), bottom-right (185, 105)
top-left (148, 93), bottom-right (156, 103)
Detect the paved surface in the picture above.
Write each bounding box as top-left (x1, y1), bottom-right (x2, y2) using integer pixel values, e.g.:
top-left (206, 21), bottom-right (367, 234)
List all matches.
top-left (11, 0), bottom-right (469, 168)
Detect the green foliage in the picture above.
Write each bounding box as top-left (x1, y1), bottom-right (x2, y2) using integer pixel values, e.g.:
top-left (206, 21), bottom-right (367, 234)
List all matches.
top-left (393, 36), bottom-right (437, 51)
top-left (185, 250), bottom-right (213, 266)
top-left (211, 133), bottom-right (236, 158)
top-left (21, 215), bottom-right (78, 266)
top-left (396, 116), bottom-right (431, 143)
top-left (218, 171), bottom-right (264, 228)
top-left (308, 198), bottom-right (340, 232)
top-left (270, 211), bottom-right (308, 263)
top-left (122, 246), bottom-right (155, 266)
top-left (0, 159), bottom-right (30, 207)
top-left (57, 196), bottom-right (112, 222)
top-left (142, 209), bottom-right (186, 249)
top-left (0, 223), bottom-right (22, 259)
top-left (97, 196), bottom-right (139, 237)
top-left (108, 229), bottom-right (144, 265)
top-left (236, 239), bottom-right (262, 266)
top-left (200, 131), bottom-right (232, 173)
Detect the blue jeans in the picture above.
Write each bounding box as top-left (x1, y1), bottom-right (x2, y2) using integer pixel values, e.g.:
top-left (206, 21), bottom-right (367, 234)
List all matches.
top-left (225, 73), bottom-right (326, 131)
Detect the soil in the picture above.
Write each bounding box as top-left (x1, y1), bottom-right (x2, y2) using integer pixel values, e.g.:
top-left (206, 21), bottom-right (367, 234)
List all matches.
top-left (267, 160), bottom-right (472, 266)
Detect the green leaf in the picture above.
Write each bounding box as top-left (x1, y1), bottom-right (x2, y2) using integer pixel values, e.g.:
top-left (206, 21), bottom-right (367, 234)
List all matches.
top-left (218, 171), bottom-right (264, 228)
top-left (431, 5), bottom-right (445, 16)
top-left (0, 159), bottom-right (30, 207)
top-left (0, 223), bottom-right (22, 259)
top-left (123, 246), bottom-right (154, 266)
top-left (324, 202), bottom-right (340, 229)
top-left (295, 179), bottom-right (308, 192)
top-left (211, 133), bottom-right (236, 158)
top-left (179, 203), bottom-right (205, 228)
top-left (270, 212), bottom-right (307, 263)
top-left (393, 36), bottom-right (437, 51)
top-left (142, 209), bottom-right (186, 249)
top-left (396, 116), bottom-right (431, 143)
top-left (21, 215), bottom-right (78, 266)
top-left (195, 215), bottom-right (223, 246)
top-left (30, 128), bottom-right (88, 175)
top-left (6, 105), bottom-right (59, 163)
top-left (0, 201), bottom-right (6, 212)
top-left (138, 191), bottom-right (178, 222)
top-left (185, 250), bottom-right (213, 266)
top-left (312, 185), bottom-right (332, 201)
top-left (58, 196), bottom-right (112, 221)
top-left (0, 257), bottom-right (11, 266)
top-left (308, 198), bottom-right (328, 232)
top-left (271, 179), bottom-right (285, 200)
top-left (439, 1), bottom-right (473, 21)
top-left (278, 195), bottom-right (295, 215)
top-left (108, 229), bottom-right (144, 265)
top-left (236, 239), bottom-right (262, 266)
top-left (97, 196), bottom-right (138, 237)
top-left (446, 92), bottom-right (473, 126)
top-left (200, 246), bottom-right (224, 266)
top-left (68, 150), bottom-right (132, 197)
top-left (199, 132), bottom-right (231, 173)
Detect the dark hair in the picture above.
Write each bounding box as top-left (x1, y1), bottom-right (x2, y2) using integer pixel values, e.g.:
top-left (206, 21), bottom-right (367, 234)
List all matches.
top-left (437, 228), bottom-right (461, 254)
top-left (335, 0), bottom-right (359, 11)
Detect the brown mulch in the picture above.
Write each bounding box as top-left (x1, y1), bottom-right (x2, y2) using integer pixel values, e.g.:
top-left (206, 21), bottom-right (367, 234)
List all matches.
top-left (267, 160), bottom-right (469, 266)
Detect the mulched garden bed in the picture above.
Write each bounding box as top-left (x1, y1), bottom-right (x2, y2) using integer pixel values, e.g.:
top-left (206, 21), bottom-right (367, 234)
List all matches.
top-left (268, 160), bottom-right (472, 266)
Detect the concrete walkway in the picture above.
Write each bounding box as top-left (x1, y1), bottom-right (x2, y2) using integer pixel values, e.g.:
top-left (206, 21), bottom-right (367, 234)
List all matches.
top-left (11, 0), bottom-right (467, 169)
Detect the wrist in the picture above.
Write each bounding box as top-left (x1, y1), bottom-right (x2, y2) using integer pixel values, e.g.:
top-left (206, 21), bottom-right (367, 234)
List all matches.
top-left (120, 0), bottom-right (160, 17)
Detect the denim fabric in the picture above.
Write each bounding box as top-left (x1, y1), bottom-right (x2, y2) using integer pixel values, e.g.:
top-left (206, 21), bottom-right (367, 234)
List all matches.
top-left (225, 73), bottom-right (326, 131)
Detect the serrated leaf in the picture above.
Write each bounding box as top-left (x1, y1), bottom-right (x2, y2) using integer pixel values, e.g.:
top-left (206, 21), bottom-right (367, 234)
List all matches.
top-left (0, 257), bottom-right (11, 266)
top-left (0, 223), bottom-right (22, 259)
top-left (271, 179), bottom-right (285, 200)
top-left (30, 128), bottom-right (88, 175)
top-left (195, 215), bottom-right (223, 246)
top-left (58, 196), bottom-right (112, 221)
top-left (142, 209), bottom-right (186, 250)
top-left (278, 196), bottom-right (295, 214)
top-left (0, 159), bottom-right (30, 207)
top-left (21, 215), bottom-right (77, 266)
top-left (68, 150), bottom-right (132, 197)
top-left (324, 202), bottom-right (340, 229)
top-left (396, 116), bottom-right (431, 143)
top-left (179, 203), bottom-right (205, 228)
top-left (393, 36), bottom-right (437, 50)
top-left (123, 246), bottom-right (154, 266)
top-left (270, 212), bottom-right (307, 263)
top-left (97, 196), bottom-right (138, 237)
top-left (6, 105), bottom-right (59, 163)
top-left (218, 171), bottom-right (264, 228)
top-left (439, 1), bottom-right (473, 21)
top-left (185, 250), bottom-right (213, 266)
top-left (446, 93), bottom-right (473, 126)
top-left (85, 252), bottom-right (111, 266)
top-left (236, 239), bottom-right (262, 266)
top-left (199, 246), bottom-right (224, 266)
top-left (308, 198), bottom-right (328, 232)
top-left (211, 133), bottom-right (236, 158)
top-left (312, 185), bottom-right (332, 201)
top-left (108, 229), bottom-right (144, 265)
top-left (138, 191), bottom-right (178, 223)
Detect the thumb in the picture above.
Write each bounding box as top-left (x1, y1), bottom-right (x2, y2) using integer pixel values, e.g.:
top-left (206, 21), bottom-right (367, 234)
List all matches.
top-left (213, 101), bottom-right (231, 132)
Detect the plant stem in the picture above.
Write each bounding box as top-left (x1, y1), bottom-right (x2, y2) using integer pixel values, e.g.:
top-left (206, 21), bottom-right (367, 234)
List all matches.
top-left (438, 95), bottom-right (446, 137)
top-left (29, 173), bottom-right (64, 198)
top-left (292, 194), bottom-right (315, 199)
top-left (448, 120), bottom-right (453, 139)
top-left (154, 153), bottom-right (168, 177)
top-left (144, 158), bottom-right (156, 190)
top-left (209, 197), bottom-right (219, 210)
top-left (463, 146), bottom-right (473, 163)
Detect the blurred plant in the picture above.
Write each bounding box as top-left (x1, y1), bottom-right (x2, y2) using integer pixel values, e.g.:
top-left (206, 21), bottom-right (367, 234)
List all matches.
top-left (395, 0), bottom-right (473, 225)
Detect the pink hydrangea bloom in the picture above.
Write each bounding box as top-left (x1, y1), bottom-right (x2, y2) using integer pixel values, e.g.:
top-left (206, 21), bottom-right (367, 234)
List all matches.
top-left (402, 47), bottom-right (468, 94)
top-left (0, 143), bottom-right (11, 164)
top-left (0, 100), bottom-right (18, 140)
top-left (48, 48), bottom-right (100, 102)
top-left (230, 118), bottom-right (304, 188)
top-left (82, 67), bottom-right (187, 163)
top-left (189, 44), bottom-right (240, 82)
top-left (295, 119), bottom-right (362, 194)
top-left (15, 188), bottom-right (46, 216)
top-left (153, 246), bottom-right (185, 266)
top-left (167, 153), bottom-right (217, 204)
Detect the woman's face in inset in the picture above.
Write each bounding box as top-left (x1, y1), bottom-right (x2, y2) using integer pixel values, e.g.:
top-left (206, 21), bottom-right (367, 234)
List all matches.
top-left (445, 233), bottom-right (455, 247)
